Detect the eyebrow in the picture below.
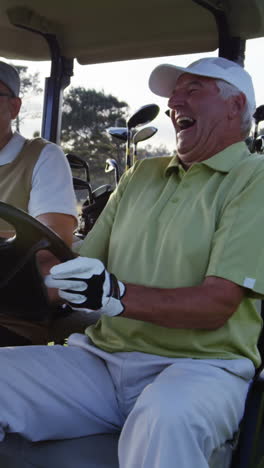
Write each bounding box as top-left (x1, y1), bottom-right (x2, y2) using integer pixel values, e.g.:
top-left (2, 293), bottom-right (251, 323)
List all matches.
top-left (174, 79), bottom-right (203, 93)
top-left (186, 80), bottom-right (203, 87)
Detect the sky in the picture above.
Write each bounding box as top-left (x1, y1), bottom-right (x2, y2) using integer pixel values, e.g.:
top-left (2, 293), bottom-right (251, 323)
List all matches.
top-left (4, 36), bottom-right (264, 153)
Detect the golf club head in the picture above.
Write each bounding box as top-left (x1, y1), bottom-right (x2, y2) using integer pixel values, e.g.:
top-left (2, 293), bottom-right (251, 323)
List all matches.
top-left (133, 126), bottom-right (158, 144)
top-left (253, 105), bottom-right (264, 124)
top-left (107, 127), bottom-right (128, 141)
top-left (127, 104), bottom-right (160, 129)
top-left (72, 177), bottom-right (94, 203)
top-left (66, 153), bottom-right (90, 183)
top-left (105, 158), bottom-right (118, 173)
top-left (255, 135), bottom-right (264, 153)
top-left (72, 178), bottom-right (91, 190)
top-left (105, 158), bottom-right (120, 185)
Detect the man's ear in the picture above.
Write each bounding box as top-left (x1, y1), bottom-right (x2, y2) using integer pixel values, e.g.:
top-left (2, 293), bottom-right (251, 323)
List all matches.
top-left (9, 97), bottom-right (22, 120)
top-left (228, 93), bottom-right (246, 120)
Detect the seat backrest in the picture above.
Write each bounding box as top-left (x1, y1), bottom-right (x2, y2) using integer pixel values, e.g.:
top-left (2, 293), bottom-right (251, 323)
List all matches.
top-left (255, 300), bottom-right (264, 376)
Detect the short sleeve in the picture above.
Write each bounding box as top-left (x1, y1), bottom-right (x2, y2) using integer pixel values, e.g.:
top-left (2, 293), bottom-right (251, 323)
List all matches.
top-left (206, 169), bottom-right (264, 298)
top-left (28, 143), bottom-right (78, 220)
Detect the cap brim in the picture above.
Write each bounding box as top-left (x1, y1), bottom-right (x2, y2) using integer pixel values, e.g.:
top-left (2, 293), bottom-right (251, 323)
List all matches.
top-left (149, 64), bottom-right (189, 97)
top-left (149, 60), bottom-right (256, 116)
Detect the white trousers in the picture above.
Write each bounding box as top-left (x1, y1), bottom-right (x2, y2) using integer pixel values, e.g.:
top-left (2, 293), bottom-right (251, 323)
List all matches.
top-left (0, 333), bottom-right (255, 468)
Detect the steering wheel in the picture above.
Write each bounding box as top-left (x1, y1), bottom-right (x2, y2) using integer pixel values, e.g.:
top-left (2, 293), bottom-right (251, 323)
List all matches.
top-left (0, 202), bottom-right (76, 321)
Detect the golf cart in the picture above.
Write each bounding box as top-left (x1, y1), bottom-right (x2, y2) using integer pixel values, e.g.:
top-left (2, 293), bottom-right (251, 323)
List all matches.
top-left (0, 0), bottom-right (263, 467)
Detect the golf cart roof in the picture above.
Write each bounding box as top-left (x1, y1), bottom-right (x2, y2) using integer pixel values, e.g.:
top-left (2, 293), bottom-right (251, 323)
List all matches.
top-left (0, 0), bottom-right (264, 64)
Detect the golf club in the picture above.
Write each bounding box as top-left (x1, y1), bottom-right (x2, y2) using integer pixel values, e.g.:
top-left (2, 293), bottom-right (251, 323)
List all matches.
top-left (106, 127), bottom-right (128, 142)
top-left (126, 104), bottom-right (160, 170)
top-left (132, 126), bottom-right (158, 164)
top-left (251, 104), bottom-right (264, 152)
top-left (66, 153), bottom-right (93, 204)
top-left (106, 127), bottom-right (129, 178)
top-left (255, 135), bottom-right (264, 153)
top-left (105, 158), bottom-right (120, 186)
top-left (253, 105), bottom-right (264, 124)
top-left (66, 153), bottom-right (90, 181)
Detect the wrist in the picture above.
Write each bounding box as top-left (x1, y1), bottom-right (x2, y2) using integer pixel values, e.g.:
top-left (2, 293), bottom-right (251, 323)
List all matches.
top-left (118, 280), bottom-right (126, 298)
top-left (103, 273), bottom-right (126, 317)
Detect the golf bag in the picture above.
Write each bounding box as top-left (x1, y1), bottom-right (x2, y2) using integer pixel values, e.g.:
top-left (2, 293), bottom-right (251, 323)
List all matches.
top-left (66, 153), bottom-right (114, 237)
top-left (78, 184), bottom-right (113, 236)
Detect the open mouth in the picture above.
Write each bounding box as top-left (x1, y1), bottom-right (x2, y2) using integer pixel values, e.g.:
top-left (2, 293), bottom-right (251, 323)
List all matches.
top-left (176, 116), bottom-right (196, 132)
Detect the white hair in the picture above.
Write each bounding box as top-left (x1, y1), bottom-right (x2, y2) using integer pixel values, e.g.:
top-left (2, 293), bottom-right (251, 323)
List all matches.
top-left (215, 79), bottom-right (253, 137)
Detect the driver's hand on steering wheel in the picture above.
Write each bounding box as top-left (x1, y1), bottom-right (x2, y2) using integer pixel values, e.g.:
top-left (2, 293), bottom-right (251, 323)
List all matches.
top-left (45, 256), bottom-right (126, 317)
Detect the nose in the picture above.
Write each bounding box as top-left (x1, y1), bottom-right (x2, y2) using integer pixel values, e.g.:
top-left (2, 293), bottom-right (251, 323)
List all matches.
top-left (168, 89), bottom-right (185, 109)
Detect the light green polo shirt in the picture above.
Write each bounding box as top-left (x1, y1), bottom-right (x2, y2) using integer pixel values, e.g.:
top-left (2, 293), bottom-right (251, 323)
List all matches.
top-left (78, 142), bottom-right (264, 367)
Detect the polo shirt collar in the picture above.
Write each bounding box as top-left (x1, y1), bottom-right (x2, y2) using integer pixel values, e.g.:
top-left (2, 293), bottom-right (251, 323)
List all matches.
top-left (201, 141), bottom-right (250, 173)
top-left (165, 141), bottom-right (250, 176)
top-left (0, 131), bottom-right (25, 166)
top-left (165, 156), bottom-right (183, 176)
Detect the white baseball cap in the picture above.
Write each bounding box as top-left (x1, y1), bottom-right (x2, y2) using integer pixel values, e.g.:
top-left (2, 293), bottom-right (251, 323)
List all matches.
top-left (149, 57), bottom-right (256, 114)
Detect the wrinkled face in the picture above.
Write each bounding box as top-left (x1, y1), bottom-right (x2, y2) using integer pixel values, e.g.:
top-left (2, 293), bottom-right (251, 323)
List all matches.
top-left (0, 81), bottom-right (21, 144)
top-left (167, 73), bottom-right (239, 166)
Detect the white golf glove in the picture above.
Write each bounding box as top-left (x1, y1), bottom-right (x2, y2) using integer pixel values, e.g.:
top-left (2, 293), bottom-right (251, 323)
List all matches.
top-left (45, 257), bottom-right (126, 317)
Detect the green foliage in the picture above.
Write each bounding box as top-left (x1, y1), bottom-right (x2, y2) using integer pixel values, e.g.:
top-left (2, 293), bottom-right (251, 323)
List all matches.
top-left (61, 88), bottom-right (128, 151)
top-left (12, 64), bottom-right (42, 132)
top-left (136, 144), bottom-right (173, 160)
top-left (14, 65), bottom-right (42, 98)
top-left (61, 87), bottom-right (129, 187)
top-left (61, 87), bottom-right (173, 188)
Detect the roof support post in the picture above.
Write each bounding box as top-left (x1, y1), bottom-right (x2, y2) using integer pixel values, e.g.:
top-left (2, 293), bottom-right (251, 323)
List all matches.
top-left (192, 0), bottom-right (246, 66)
top-left (41, 34), bottom-right (73, 143)
top-left (6, 12), bottom-right (73, 143)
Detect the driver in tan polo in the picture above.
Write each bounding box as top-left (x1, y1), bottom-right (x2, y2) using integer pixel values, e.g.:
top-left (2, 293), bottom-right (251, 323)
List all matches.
top-left (0, 61), bottom-right (77, 346)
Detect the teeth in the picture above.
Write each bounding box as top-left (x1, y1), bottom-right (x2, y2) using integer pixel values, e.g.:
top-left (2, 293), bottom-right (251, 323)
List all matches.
top-left (176, 116), bottom-right (195, 130)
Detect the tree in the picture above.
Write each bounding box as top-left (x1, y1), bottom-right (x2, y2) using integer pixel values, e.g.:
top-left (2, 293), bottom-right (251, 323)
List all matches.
top-left (12, 65), bottom-right (42, 132)
top-left (136, 144), bottom-right (172, 160)
top-left (61, 87), bottom-right (128, 187)
top-left (61, 87), bottom-right (173, 188)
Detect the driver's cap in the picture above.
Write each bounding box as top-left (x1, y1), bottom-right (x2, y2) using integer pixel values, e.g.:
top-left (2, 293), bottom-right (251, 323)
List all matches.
top-left (149, 57), bottom-right (256, 114)
top-left (0, 61), bottom-right (20, 97)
